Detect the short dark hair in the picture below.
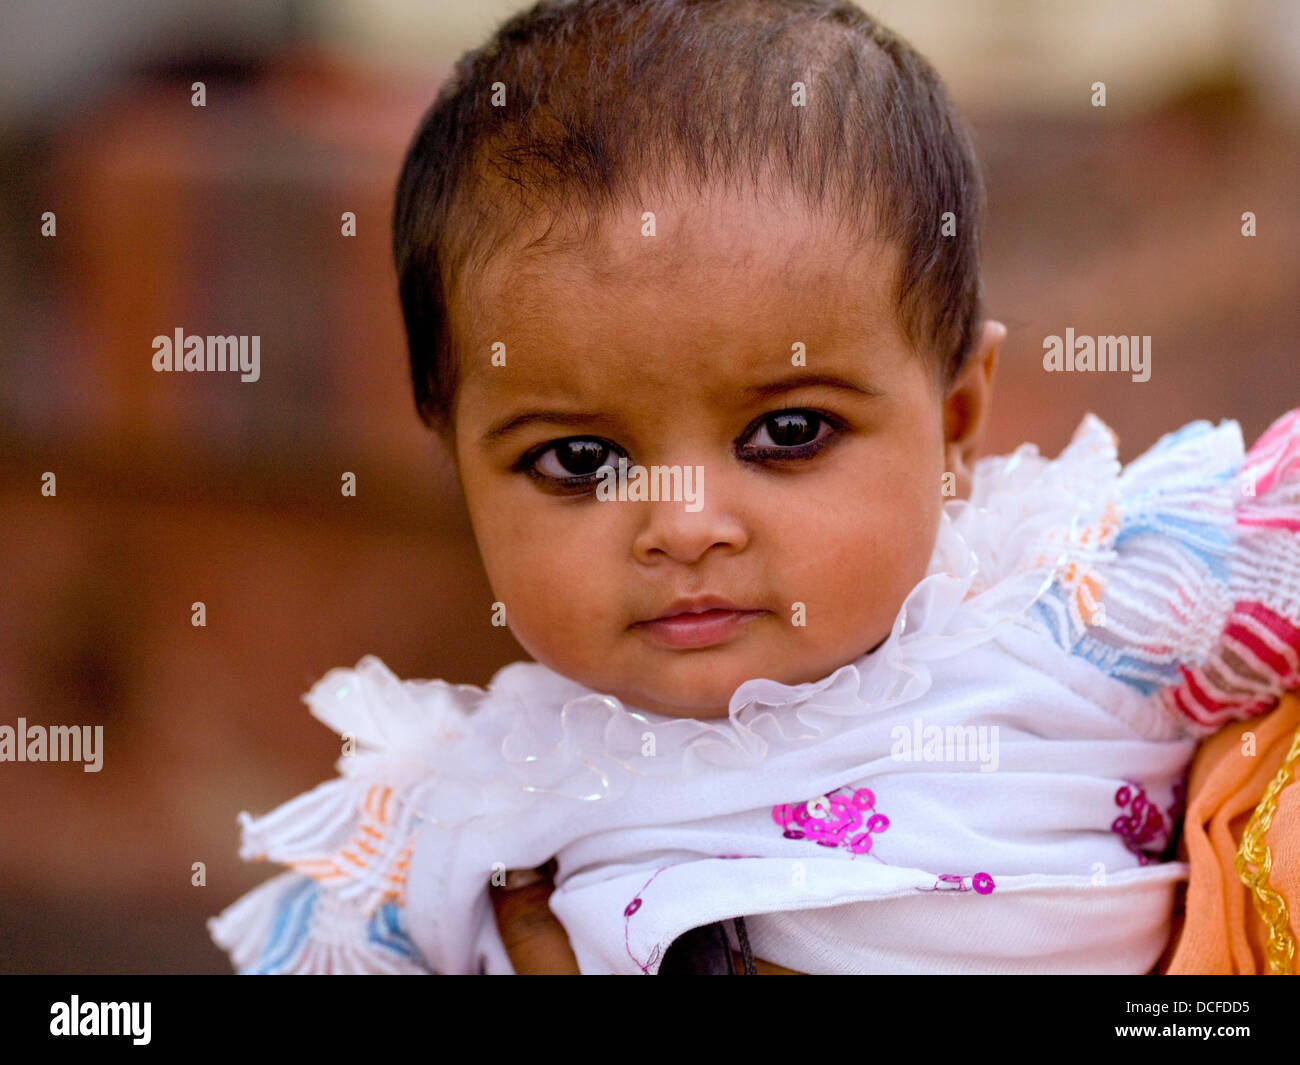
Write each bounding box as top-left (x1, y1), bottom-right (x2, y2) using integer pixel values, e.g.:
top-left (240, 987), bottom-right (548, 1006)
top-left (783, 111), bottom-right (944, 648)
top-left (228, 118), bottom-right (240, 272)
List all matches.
top-left (393, 0), bottom-right (986, 432)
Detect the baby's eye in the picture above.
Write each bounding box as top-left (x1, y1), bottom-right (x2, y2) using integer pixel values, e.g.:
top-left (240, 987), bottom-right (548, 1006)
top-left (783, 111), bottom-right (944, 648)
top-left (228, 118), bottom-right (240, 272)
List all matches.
top-left (739, 409), bottom-right (839, 458)
top-left (525, 437), bottom-right (624, 486)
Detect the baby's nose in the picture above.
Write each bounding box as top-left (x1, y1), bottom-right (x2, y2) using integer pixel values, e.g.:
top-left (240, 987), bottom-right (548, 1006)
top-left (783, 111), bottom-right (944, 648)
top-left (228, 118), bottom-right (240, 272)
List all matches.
top-left (625, 463), bottom-right (751, 564)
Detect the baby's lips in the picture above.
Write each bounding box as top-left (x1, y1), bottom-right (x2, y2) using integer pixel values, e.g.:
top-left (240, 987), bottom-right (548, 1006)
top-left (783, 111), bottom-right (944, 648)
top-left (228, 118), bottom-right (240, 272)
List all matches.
top-left (633, 593), bottom-right (765, 625)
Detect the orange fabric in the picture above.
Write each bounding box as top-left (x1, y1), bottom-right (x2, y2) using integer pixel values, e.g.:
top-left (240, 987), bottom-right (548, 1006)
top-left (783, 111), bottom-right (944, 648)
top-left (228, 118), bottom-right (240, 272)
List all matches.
top-left (1163, 693), bottom-right (1300, 974)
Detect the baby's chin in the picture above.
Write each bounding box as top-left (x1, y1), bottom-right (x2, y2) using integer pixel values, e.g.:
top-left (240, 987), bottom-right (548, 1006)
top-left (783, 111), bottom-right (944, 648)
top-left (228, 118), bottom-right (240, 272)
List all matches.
top-left (533, 655), bottom-right (756, 720)
top-left (610, 684), bottom-right (737, 720)
top-left (521, 620), bottom-right (897, 720)
top-left (559, 654), bottom-right (818, 720)
top-left (608, 630), bottom-right (896, 719)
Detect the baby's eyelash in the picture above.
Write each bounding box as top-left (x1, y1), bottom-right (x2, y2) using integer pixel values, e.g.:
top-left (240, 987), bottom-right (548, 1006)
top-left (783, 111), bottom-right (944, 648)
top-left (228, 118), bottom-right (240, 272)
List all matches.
top-left (515, 409), bottom-right (843, 493)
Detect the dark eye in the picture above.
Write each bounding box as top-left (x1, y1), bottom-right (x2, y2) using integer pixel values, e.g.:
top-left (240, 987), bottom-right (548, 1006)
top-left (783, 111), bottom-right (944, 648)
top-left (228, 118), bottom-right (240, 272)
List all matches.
top-left (526, 437), bottom-right (623, 485)
top-left (739, 409), bottom-right (838, 458)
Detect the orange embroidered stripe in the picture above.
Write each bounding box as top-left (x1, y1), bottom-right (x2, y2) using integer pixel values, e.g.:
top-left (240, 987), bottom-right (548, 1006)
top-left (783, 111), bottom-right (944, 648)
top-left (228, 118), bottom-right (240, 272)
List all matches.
top-left (363, 785), bottom-right (393, 823)
top-left (291, 860), bottom-right (345, 881)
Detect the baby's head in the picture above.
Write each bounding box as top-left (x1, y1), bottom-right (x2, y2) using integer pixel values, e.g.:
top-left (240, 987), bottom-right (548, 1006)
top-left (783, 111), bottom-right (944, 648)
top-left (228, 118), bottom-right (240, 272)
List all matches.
top-left (393, 0), bottom-right (1003, 719)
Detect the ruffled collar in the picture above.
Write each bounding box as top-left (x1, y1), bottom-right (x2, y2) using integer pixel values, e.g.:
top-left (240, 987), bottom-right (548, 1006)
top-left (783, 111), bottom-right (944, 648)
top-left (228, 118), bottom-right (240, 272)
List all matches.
top-left (472, 414), bottom-right (1133, 803)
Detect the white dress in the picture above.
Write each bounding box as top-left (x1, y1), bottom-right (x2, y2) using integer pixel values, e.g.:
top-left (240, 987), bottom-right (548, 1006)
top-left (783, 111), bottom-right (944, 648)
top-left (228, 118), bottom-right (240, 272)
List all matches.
top-left (209, 408), bottom-right (1300, 974)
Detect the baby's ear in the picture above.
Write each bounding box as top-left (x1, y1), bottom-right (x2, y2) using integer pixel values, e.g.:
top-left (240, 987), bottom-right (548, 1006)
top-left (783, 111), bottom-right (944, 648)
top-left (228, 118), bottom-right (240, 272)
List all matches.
top-left (942, 320), bottom-right (1003, 497)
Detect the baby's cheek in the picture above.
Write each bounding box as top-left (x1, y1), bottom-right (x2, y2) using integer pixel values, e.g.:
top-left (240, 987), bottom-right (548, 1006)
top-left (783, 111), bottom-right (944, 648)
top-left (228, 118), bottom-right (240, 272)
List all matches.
top-left (503, 551), bottom-right (584, 629)
top-left (889, 486), bottom-right (942, 585)
top-left (499, 544), bottom-right (620, 660)
top-left (836, 486), bottom-right (938, 629)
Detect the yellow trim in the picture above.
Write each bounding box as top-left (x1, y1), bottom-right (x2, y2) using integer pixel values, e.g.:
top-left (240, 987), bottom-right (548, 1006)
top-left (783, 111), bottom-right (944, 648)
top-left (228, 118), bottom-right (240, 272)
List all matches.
top-left (1234, 720), bottom-right (1300, 975)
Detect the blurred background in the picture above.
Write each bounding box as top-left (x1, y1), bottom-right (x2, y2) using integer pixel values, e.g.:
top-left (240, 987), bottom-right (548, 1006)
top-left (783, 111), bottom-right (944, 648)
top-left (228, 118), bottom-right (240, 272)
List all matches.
top-left (0, 0), bottom-right (1296, 973)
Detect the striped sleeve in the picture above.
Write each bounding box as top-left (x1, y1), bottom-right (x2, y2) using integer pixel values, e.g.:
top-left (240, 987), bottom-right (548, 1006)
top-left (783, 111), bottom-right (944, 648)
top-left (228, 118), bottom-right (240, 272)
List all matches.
top-left (1017, 408), bottom-right (1300, 736)
top-left (1154, 408), bottom-right (1300, 732)
top-left (208, 656), bottom-right (485, 973)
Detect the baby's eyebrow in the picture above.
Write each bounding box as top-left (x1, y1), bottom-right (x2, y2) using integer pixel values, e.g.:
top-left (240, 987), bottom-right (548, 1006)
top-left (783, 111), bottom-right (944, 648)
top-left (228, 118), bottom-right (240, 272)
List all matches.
top-left (742, 373), bottom-right (886, 402)
top-left (479, 409), bottom-right (616, 446)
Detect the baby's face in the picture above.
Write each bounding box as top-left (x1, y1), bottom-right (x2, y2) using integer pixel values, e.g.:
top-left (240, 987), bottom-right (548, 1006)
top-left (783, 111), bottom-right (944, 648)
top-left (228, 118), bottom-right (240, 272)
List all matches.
top-left (448, 186), bottom-right (950, 719)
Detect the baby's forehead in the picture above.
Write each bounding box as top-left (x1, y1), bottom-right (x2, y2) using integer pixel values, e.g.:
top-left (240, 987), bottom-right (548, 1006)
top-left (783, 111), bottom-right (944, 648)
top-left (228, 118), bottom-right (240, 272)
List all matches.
top-left (463, 260), bottom-right (901, 402)
top-left (453, 189), bottom-right (906, 389)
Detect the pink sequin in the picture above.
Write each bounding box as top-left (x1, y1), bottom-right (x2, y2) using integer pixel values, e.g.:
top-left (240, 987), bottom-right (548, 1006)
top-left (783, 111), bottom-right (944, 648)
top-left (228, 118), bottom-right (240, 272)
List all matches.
top-left (1111, 780), bottom-right (1183, 865)
top-left (622, 866), bottom-right (668, 973)
top-left (772, 786), bottom-right (889, 857)
top-left (916, 871), bottom-right (996, 895)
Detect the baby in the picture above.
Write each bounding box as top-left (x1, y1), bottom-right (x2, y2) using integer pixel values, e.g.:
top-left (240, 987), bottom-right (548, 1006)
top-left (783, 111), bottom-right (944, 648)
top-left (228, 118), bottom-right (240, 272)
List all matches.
top-left (209, 0), bottom-right (1300, 974)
